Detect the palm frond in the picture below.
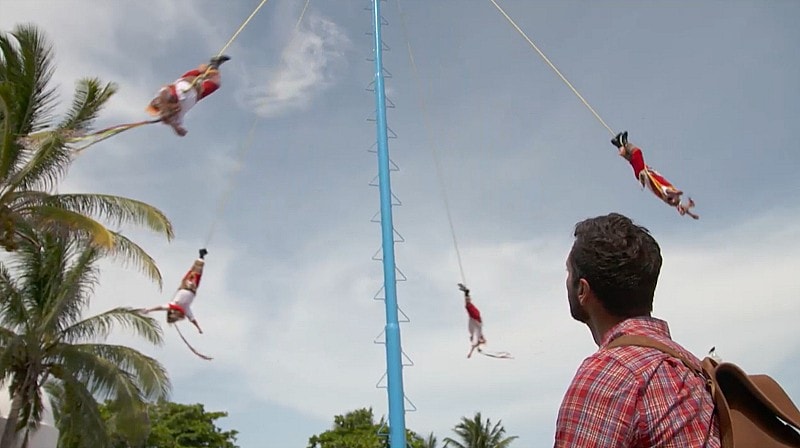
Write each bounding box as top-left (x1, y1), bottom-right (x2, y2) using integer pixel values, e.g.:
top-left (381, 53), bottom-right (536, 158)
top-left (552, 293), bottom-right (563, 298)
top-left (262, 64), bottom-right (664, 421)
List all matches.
top-left (58, 77), bottom-right (118, 133)
top-left (42, 379), bottom-right (64, 422)
top-left (423, 432), bottom-right (438, 448)
top-left (43, 193), bottom-right (175, 240)
top-left (13, 232), bottom-right (75, 319)
top-left (0, 80), bottom-right (21, 180)
top-left (71, 343), bottom-right (170, 401)
top-left (21, 204), bottom-right (114, 248)
top-left (50, 344), bottom-right (147, 408)
top-left (2, 24), bottom-right (58, 135)
top-left (39, 239), bottom-right (100, 335)
top-left (0, 325), bottom-right (21, 345)
top-left (0, 126), bottom-right (70, 194)
top-left (46, 376), bottom-right (110, 448)
top-left (0, 30), bottom-right (17, 80)
top-left (442, 412), bottom-right (518, 448)
top-left (0, 263), bottom-right (29, 327)
top-left (0, 333), bottom-right (25, 384)
top-left (0, 192), bottom-right (54, 251)
top-left (442, 438), bottom-right (466, 448)
top-left (59, 307), bottom-right (163, 347)
top-left (2, 189), bottom-right (50, 205)
top-left (105, 231), bottom-right (164, 289)
top-left (18, 377), bottom-right (45, 435)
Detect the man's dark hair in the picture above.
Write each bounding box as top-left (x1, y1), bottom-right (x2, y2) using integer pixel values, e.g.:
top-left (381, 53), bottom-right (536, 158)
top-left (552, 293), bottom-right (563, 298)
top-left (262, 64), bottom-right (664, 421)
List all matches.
top-left (568, 212), bottom-right (662, 317)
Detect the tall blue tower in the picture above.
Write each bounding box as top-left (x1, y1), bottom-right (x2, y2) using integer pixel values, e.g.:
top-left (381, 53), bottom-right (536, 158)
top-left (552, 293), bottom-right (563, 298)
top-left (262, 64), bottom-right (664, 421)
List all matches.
top-left (368, 0), bottom-right (413, 447)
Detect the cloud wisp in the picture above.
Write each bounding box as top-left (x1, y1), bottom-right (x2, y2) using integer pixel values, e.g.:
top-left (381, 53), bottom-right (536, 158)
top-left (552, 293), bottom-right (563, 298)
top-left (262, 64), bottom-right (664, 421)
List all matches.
top-left (248, 13), bottom-right (351, 118)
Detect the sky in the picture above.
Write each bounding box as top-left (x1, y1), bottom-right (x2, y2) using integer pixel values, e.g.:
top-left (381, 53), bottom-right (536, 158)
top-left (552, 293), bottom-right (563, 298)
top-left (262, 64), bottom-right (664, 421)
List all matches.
top-left (1, 0), bottom-right (799, 446)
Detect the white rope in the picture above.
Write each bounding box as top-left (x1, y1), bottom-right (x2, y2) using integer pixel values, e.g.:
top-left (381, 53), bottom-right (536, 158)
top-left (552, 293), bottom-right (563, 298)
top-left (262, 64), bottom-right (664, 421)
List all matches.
top-left (394, 0), bottom-right (467, 285)
top-left (487, 0), bottom-right (616, 136)
top-left (203, 117), bottom-right (259, 247)
top-left (203, 1), bottom-right (311, 246)
top-left (296, 0), bottom-right (312, 29)
top-left (217, 0), bottom-right (271, 57)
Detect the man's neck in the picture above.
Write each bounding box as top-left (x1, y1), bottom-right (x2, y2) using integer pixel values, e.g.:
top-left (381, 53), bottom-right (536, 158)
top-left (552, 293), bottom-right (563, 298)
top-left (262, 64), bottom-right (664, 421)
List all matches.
top-left (589, 313), bottom-right (653, 346)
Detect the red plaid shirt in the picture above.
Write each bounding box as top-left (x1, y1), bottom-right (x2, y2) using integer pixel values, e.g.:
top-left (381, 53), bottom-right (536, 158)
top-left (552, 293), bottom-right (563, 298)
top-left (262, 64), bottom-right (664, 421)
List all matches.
top-left (554, 317), bottom-right (720, 447)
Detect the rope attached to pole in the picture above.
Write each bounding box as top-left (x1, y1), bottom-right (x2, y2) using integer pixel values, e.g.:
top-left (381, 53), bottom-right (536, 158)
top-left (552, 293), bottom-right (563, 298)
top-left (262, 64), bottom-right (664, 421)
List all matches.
top-left (203, 117), bottom-right (259, 247)
top-left (217, 0), bottom-right (272, 57)
top-left (394, 0), bottom-right (467, 285)
top-left (202, 1), bottom-right (311, 247)
top-left (296, 0), bottom-right (312, 29)
top-left (487, 0), bottom-right (616, 136)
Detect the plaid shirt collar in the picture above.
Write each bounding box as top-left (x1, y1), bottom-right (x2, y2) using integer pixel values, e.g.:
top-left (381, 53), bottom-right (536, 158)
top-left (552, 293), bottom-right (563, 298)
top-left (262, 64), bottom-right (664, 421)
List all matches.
top-left (599, 315), bottom-right (672, 348)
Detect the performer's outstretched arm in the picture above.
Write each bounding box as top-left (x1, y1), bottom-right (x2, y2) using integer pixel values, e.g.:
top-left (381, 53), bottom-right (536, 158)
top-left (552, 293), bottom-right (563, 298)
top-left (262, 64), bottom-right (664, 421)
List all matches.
top-left (143, 305), bottom-right (168, 313)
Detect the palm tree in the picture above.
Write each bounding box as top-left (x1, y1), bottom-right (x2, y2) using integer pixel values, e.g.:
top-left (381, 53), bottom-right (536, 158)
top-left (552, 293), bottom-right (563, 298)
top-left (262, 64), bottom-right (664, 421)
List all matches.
top-left (0, 233), bottom-right (171, 448)
top-left (443, 412), bottom-right (518, 448)
top-left (421, 432), bottom-right (438, 448)
top-left (0, 23), bottom-right (174, 288)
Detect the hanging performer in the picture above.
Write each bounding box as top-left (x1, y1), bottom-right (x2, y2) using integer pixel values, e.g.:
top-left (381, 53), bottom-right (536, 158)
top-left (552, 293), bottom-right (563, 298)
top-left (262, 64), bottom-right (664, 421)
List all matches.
top-left (146, 55), bottom-right (231, 136)
top-left (459, 283), bottom-right (486, 358)
top-left (143, 248), bottom-right (208, 333)
top-left (612, 131), bottom-right (699, 219)
top-left (458, 283), bottom-right (512, 359)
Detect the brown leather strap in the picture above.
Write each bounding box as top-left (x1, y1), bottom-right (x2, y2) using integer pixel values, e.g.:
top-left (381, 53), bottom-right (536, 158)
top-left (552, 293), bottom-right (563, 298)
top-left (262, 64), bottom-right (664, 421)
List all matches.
top-left (606, 334), bottom-right (706, 378)
top-left (607, 335), bottom-right (730, 444)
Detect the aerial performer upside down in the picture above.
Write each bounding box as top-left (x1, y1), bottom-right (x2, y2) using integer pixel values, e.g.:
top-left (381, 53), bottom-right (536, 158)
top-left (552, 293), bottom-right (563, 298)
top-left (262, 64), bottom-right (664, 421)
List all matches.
top-left (458, 283), bottom-right (512, 359)
top-left (459, 283), bottom-right (486, 358)
top-left (143, 248), bottom-right (208, 333)
top-left (612, 131), bottom-right (699, 220)
top-left (142, 248), bottom-right (213, 360)
top-left (146, 55), bottom-right (231, 136)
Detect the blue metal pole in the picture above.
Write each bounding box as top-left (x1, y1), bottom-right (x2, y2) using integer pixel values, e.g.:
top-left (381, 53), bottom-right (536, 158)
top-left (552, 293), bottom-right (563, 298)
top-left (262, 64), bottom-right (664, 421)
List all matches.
top-left (371, 0), bottom-right (406, 447)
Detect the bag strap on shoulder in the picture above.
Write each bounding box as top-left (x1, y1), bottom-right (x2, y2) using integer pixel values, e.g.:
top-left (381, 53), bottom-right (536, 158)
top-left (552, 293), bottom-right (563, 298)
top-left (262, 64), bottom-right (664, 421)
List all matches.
top-left (606, 334), bottom-right (707, 377)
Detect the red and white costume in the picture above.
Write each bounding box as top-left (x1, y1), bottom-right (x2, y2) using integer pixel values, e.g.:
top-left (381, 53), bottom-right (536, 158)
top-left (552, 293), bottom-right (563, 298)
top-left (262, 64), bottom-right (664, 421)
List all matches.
top-left (166, 258), bottom-right (204, 321)
top-left (466, 300), bottom-right (485, 347)
top-left (457, 284), bottom-right (512, 360)
top-left (623, 143), bottom-right (682, 205)
top-left (149, 68), bottom-right (220, 126)
top-left (616, 135), bottom-right (699, 219)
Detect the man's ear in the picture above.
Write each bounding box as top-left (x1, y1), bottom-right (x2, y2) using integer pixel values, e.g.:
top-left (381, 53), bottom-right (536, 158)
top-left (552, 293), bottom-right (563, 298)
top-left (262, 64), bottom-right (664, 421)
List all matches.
top-left (578, 279), bottom-right (590, 302)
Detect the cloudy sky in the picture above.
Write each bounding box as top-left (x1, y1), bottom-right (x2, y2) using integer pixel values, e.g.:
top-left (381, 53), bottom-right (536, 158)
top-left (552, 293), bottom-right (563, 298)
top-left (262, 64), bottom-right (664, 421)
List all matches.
top-left (2, 0), bottom-right (799, 446)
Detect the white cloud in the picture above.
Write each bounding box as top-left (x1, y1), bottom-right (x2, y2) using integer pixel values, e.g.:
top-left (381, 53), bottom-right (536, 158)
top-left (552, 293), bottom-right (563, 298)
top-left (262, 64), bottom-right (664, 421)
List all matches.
top-left (247, 12), bottom-right (351, 117)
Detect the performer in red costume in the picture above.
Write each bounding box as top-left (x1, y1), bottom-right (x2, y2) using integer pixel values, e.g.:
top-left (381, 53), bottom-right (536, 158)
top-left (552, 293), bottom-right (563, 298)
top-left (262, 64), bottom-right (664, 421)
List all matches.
top-left (457, 283), bottom-right (512, 359)
top-left (146, 55), bottom-right (230, 136)
top-left (144, 249), bottom-right (208, 334)
top-left (459, 283), bottom-right (486, 358)
top-left (612, 131), bottom-right (699, 219)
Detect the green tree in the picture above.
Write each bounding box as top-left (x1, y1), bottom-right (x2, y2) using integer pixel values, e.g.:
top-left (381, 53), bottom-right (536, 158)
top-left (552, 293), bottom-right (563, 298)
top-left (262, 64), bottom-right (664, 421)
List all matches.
top-left (0, 234), bottom-right (170, 448)
top-left (442, 412), bottom-right (518, 448)
top-left (307, 407), bottom-right (427, 448)
top-left (103, 400), bottom-right (239, 448)
top-left (0, 23), bottom-right (173, 287)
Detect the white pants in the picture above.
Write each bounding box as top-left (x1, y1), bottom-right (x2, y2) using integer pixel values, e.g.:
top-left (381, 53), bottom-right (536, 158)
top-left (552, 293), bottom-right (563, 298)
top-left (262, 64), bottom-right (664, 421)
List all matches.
top-left (468, 319), bottom-right (484, 345)
top-left (171, 79), bottom-right (199, 126)
top-left (169, 288), bottom-right (196, 320)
